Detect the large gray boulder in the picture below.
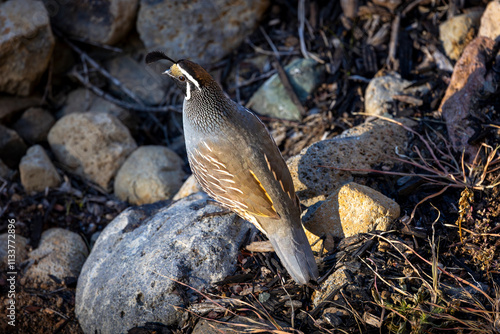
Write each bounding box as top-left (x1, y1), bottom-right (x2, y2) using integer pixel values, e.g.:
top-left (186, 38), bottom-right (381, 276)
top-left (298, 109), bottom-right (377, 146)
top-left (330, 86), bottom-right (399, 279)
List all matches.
top-left (137, 0), bottom-right (270, 65)
top-left (76, 193), bottom-right (253, 334)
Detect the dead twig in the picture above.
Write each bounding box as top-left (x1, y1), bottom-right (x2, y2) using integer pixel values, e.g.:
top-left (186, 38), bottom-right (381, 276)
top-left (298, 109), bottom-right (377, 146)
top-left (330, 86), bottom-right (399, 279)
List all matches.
top-left (70, 70), bottom-right (181, 113)
top-left (298, 0), bottom-right (310, 60)
top-left (272, 59), bottom-right (306, 117)
top-left (61, 34), bottom-right (144, 105)
top-left (387, 12), bottom-right (400, 69)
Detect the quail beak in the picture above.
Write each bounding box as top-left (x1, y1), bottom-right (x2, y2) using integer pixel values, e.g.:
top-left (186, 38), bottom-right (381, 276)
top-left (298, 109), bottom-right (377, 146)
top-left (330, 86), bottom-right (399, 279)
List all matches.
top-left (162, 68), bottom-right (173, 77)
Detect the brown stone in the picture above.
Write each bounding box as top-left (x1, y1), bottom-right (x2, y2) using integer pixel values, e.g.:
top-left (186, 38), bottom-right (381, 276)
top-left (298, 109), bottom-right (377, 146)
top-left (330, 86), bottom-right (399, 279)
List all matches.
top-left (439, 36), bottom-right (496, 158)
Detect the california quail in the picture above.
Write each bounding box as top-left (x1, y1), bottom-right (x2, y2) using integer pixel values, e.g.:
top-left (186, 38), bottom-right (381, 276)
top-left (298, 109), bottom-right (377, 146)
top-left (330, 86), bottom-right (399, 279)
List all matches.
top-left (146, 52), bottom-right (319, 285)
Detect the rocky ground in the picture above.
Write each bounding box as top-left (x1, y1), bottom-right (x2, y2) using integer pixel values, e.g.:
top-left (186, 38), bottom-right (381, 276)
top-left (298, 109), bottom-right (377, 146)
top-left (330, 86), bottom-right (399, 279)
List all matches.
top-left (1, 0), bottom-right (500, 333)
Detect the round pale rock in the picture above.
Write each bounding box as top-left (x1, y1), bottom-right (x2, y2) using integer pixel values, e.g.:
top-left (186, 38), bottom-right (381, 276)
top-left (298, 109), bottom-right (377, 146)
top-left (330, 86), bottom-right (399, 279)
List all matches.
top-left (48, 113), bottom-right (137, 190)
top-left (173, 174), bottom-right (203, 201)
top-left (0, 0), bottom-right (54, 96)
top-left (364, 73), bottom-right (430, 116)
top-left (114, 146), bottom-right (186, 205)
top-left (44, 0), bottom-right (138, 45)
top-left (479, 0), bottom-right (500, 41)
top-left (0, 233), bottom-right (29, 271)
top-left (76, 193), bottom-right (253, 333)
top-left (137, 0), bottom-right (270, 65)
top-left (0, 125), bottom-right (27, 169)
top-left (288, 118), bottom-right (415, 206)
top-left (13, 107), bottom-right (55, 143)
top-left (62, 88), bottom-right (135, 130)
top-left (25, 228), bottom-right (88, 286)
top-left (19, 145), bottom-right (61, 193)
top-left (439, 11), bottom-right (483, 60)
top-left (304, 182), bottom-right (400, 252)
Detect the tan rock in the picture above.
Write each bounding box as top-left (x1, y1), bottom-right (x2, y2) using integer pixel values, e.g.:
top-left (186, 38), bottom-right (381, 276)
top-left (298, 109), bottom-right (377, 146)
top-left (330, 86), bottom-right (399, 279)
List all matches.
top-left (19, 145), bottom-right (61, 193)
top-left (439, 11), bottom-right (483, 60)
top-left (173, 174), bottom-right (203, 201)
top-left (364, 73), bottom-right (430, 116)
top-left (479, 1), bottom-right (500, 41)
top-left (48, 113), bottom-right (137, 190)
top-left (304, 182), bottom-right (400, 252)
top-left (62, 88), bottom-right (135, 130)
top-left (288, 118), bottom-right (415, 206)
top-left (25, 228), bottom-right (88, 287)
top-left (0, 0), bottom-right (54, 95)
top-left (114, 146), bottom-right (185, 205)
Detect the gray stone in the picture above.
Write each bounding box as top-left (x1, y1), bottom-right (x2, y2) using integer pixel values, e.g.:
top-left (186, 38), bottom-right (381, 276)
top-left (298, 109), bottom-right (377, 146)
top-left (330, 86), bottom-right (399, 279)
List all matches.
top-left (288, 118), bottom-right (415, 206)
top-left (13, 107), bottom-right (55, 143)
top-left (107, 55), bottom-right (168, 106)
top-left (48, 112), bottom-right (137, 190)
top-left (114, 145), bottom-right (186, 205)
top-left (173, 174), bottom-right (203, 201)
top-left (137, 0), bottom-right (269, 65)
top-left (76, 193), bottom-right (253, 334)
top-left (439, 11), bottom-right (483, 60)
top-left (62, 88), bottom-right (135, 130)
top-left (42, 0), bottom-right (138, 45)
top-left (247, 58), bottom-right (325, 121)
top-left (0, 233), bottom-right (29, 272)
top-left (364, 73), bottom-right (430, 116)
top-left (25, 228), bottom-right (88, 286)
top-left (0, 125), bottom-right (27, 169)
top-left (479, 0), bottom-right (500, 41)
top-left (0, 0), bottom-right (54, 96)
top-left (19, 145), bottom-right (61, 193)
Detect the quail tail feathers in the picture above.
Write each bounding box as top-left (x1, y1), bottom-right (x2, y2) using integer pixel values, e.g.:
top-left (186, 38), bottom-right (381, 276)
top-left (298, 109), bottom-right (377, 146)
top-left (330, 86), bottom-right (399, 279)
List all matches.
top-left (262, 219), bottom-right (319, 285)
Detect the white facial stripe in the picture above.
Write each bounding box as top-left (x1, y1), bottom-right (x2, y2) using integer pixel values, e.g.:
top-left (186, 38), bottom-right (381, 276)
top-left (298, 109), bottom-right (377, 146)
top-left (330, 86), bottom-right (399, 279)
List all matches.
top-left (178, 66), bottom-right (201, 90)
top-left (185, 82), bottom-right (191, 100)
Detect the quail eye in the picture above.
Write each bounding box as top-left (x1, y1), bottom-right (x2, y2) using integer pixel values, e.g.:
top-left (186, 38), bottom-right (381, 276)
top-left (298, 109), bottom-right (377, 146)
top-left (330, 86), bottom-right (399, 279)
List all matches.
top-left (178, 75), bottom-right (185, 81)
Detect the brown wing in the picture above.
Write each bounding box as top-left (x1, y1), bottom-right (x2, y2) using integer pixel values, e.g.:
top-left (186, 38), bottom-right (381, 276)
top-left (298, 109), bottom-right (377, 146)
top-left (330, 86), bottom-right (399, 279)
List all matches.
top-left (187, 141), bottom-right (280, 220)
top-left (239, 105), bottom-right (299, 211)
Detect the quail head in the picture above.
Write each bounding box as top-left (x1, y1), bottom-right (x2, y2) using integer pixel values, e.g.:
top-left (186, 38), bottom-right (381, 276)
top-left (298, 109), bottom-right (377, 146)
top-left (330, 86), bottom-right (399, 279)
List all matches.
top-left (146, 51), bottom-right (319, 285)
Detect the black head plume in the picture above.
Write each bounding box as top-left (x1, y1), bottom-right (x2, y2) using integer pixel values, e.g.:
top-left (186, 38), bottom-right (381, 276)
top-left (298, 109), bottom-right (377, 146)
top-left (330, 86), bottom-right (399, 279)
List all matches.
top-left (145, 51), bottom-right (177, 65)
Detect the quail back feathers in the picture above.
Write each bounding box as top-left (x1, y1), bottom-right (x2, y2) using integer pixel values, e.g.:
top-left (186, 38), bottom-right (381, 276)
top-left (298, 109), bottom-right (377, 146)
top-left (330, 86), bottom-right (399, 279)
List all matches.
top-left (146, 52), bottom-right (319, 285)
